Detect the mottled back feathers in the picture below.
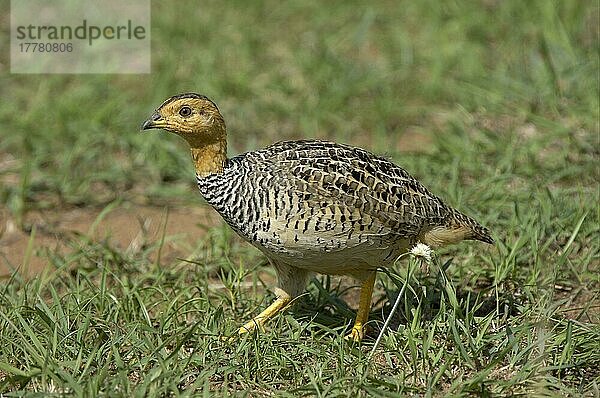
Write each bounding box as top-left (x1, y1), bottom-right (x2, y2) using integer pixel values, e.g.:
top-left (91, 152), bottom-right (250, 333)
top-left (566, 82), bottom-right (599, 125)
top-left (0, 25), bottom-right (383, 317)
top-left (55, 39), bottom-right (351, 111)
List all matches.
top-left (196, 140), bottom-right (492, 272)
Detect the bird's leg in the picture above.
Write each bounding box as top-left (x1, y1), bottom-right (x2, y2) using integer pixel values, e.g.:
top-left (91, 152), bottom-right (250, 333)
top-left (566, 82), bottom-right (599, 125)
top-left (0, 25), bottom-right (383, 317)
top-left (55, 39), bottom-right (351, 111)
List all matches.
top-left (345, 272), bottom-right (376, 342)
top-left (236, 263), bottom-right (310, 337)
top-left (238, 288), bottom-right (291, 334)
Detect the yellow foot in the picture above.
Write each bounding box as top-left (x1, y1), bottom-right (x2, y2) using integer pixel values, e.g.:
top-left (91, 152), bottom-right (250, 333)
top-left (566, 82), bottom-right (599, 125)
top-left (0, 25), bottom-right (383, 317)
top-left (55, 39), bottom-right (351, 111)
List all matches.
top-left (218, 320), bottom-right (264, 342)
top-left (220, 325), bottom-right (261, 343)
top-left (344, 272), bottom-right (376, 343)
top-left (221, 335), bottom-right (237, 342)
top-left (238, 318), bottom-right (266, 335)
top-left (344, 325), bottom-right (366, 342)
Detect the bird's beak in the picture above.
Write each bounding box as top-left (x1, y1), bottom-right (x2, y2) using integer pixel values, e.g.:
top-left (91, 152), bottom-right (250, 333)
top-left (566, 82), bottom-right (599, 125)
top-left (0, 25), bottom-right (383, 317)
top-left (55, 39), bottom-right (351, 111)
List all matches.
top-left (141, 112), bottom-right (163, 131)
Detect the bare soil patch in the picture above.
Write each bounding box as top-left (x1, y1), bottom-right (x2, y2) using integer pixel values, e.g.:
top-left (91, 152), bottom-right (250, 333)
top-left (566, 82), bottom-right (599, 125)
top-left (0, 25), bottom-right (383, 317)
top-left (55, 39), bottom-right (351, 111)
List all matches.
top-left (0, 203), bottom-right (218, 278)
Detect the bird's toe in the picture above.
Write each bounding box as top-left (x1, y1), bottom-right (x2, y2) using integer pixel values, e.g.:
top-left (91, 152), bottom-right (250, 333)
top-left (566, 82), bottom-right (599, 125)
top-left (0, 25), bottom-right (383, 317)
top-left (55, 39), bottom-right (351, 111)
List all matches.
top-left (344, 326), bottom-right (365, 342)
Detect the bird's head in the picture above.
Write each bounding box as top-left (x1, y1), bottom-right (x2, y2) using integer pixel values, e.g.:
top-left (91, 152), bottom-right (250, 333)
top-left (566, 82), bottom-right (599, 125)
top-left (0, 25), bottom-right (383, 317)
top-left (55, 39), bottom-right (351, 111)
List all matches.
top-left (141, 93), bottom-right (225, 147)
top-left (141, 93), bottom-right (227, 176)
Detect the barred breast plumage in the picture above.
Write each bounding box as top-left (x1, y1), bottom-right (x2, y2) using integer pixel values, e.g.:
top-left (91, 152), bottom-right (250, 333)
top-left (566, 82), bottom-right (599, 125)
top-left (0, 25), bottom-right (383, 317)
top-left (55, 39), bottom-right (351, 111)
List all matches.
top-left (142, 93), bottom-right (494, 341)
top-left (198, 140), bottom-right (492, 277)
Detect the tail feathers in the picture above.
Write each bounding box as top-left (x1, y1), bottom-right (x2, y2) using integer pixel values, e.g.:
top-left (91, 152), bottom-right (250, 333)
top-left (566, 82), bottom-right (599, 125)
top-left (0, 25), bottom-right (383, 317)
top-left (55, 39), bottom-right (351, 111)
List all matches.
top-left (451, 209), bottom-right (494, 244)
top-left (419, 209), bottom-right (494, 248)
top-left (466, 224), bottom-right (494, 244)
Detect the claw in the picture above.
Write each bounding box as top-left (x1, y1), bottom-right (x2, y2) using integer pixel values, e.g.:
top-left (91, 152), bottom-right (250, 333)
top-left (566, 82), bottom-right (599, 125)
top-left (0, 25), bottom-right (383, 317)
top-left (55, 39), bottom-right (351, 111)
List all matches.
top-left (344, 325), bottom-right (365, 342)
top-left (238, 319), bottom-right (265, 335)
top-left (344, 272), bottom-right (376, 342)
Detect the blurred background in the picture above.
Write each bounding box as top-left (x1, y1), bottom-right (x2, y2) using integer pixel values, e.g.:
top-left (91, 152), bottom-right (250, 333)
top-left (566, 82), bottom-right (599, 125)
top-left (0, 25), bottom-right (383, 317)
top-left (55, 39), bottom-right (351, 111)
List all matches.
top-left (0, 1), bottom-right (597, 277)
top-left (0, 1), bottom-right (598, 395)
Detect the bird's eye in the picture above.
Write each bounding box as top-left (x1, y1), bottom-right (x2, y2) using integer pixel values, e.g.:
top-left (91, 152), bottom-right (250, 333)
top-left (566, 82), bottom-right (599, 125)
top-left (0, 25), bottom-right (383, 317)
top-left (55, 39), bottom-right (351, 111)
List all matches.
top-left (179, 106), bottom-right (192, 117)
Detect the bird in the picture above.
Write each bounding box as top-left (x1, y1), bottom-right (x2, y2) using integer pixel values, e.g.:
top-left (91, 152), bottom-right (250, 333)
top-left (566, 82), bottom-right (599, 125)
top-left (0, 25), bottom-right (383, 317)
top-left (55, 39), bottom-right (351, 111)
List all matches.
top-left (141, 93), bottom-right (494, 341)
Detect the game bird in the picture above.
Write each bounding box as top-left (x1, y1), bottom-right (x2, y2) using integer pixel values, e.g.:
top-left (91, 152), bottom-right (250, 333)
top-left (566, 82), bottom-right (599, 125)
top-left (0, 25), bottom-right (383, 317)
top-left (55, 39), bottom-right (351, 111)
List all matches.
top-left (141, 93), bottom-right (494, 341)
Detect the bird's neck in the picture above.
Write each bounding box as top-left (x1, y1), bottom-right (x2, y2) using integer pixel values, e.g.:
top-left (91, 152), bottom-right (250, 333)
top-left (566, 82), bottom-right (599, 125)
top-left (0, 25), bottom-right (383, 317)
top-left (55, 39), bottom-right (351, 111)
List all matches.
top-left (190, 139), bottom-right (227, 177)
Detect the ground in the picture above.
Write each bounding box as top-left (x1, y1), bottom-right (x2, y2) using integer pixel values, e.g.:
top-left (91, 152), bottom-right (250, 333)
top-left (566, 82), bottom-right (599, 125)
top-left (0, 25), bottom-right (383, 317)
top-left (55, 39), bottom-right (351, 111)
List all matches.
top-left (1, 1), bottom-right (599, 396)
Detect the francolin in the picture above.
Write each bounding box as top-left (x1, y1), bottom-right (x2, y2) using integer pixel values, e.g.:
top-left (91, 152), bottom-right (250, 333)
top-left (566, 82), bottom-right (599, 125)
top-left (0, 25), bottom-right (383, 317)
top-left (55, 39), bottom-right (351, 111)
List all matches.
top-left (142, 93), bottom-right (493, 341)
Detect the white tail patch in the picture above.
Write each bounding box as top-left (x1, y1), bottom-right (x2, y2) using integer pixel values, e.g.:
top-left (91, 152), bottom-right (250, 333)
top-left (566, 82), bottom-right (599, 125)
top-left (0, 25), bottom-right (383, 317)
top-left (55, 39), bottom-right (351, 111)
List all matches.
top-left (421, 225), bottom-right (471, 248)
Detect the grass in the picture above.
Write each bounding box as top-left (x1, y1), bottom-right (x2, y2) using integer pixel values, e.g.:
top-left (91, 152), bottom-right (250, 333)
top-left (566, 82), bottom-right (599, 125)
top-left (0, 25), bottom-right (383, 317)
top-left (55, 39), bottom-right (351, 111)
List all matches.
top-left (1, 0), bottom-right (598, 396)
